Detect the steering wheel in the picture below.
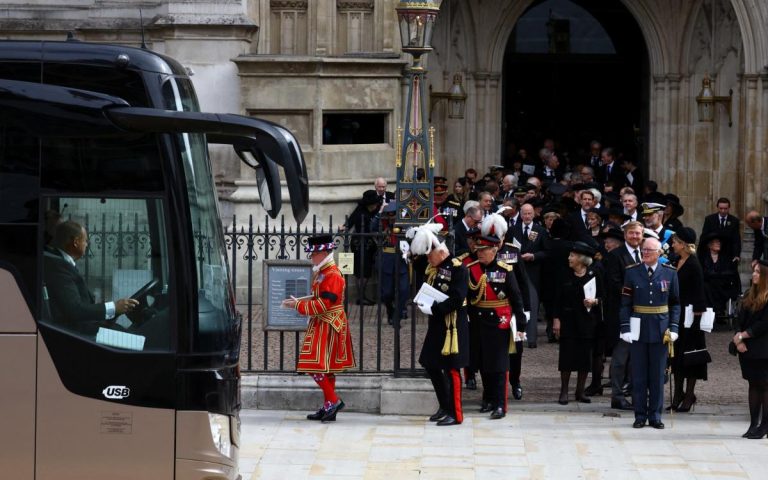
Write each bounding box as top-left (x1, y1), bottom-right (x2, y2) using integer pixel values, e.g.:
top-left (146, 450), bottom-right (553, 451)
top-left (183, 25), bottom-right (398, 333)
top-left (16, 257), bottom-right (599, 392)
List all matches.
top-left (126, 278), bottom-right (161, 326)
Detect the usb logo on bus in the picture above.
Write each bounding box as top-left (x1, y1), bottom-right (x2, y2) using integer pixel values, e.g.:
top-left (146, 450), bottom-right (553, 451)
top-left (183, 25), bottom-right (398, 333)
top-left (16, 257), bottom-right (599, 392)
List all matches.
top-left (102, 386), bottom-right (131, 400)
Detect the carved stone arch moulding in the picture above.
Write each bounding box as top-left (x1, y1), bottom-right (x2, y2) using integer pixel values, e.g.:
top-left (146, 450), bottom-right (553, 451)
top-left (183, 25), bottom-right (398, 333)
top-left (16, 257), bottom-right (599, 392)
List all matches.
top-left (337, 1), bottom-right (374, 12)
top-left (270, 0), bottom-right (308, 11)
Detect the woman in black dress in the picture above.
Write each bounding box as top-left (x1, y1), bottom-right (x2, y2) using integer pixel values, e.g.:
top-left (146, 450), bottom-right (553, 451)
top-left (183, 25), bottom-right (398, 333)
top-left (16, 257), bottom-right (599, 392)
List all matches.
top-left (734, 260), bottom-right (768, 438)
top-left (699, 232), bottom-right (741, 317)
top-left (552, 241), bottom-right (603, 405)
top-left (341, 190), bottom-right (380, 304)
top-left (668, 228), bottom-right (709, 412)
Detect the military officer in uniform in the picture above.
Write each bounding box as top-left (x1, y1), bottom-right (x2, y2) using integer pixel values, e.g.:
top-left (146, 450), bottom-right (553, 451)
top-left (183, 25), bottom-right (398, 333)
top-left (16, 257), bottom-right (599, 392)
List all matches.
top-left (459, 226), bottom-right (481, 390)
top-left (409, 223), bottom-right (469, 426)
top-left (620, 237), bottom-right (680, 429)
top-left (466, 231), bottom-right (527, 419)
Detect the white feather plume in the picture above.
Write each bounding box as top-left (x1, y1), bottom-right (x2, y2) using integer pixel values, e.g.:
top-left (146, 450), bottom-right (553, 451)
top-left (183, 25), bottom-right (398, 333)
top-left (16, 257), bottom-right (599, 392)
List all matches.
top-left (409, 223), bottom-right (444, 255)
top-left (481, 213), bottom-right (508, 239)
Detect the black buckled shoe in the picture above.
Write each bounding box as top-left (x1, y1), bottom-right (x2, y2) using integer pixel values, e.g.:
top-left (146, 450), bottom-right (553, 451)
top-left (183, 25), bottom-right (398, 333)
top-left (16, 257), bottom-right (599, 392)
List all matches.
top-left (649, 421), bottom-right (665, 430)
top-left (489, 407), bottom-right (506, 420)
top-left (512, 383), bottom-right (523, 400)
top-left (632, 419), bottom-right (646, 429)
top-left (611, 399), bottom-right (633, 410)
top-left (479, 402), bottom-right (493, 413)
top-left (466, 377), bottom-right (477, 390)
top-left (320, 399), bottom-right (345, 423)
top-left (307, 407), bottom-right (325, 421)
top-left (437, 415), bottom-right (460, 426)
top-left (429, 408), bottom-right (447, 422)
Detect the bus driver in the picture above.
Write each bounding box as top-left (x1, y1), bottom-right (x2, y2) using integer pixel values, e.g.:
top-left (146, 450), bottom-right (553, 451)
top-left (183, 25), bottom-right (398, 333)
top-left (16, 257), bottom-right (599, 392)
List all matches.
top-left (43, 221), bottom-right (139, 334)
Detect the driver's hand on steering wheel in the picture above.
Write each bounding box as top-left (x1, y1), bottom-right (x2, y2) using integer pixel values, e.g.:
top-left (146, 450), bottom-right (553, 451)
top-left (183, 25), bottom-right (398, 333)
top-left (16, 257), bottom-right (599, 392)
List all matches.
top-left (115, 298), bottom-right (140, 315)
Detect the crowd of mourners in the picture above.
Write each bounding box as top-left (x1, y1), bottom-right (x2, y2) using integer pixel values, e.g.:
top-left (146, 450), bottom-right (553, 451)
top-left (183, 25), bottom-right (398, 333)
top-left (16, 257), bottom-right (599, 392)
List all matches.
top-left (332, 138), bottom-right (768, 435)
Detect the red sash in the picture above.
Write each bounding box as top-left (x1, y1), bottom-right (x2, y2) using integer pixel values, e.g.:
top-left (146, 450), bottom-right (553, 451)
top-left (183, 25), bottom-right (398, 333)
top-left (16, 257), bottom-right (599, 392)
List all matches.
top-left (468, 262), bottom-right (512, 329)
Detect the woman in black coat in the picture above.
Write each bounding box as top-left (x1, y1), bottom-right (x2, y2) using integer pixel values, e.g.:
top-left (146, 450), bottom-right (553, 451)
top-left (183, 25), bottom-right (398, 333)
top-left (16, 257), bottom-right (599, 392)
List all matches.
top-left (699, 232), bottom-right (741, 317)
top-left (552, 242), bottom-right (603, 405)
top-left (734, 260), bottom-right (768, 438)
top-left (341, 190), bottom-right (380, 304)
top-left (668, 228), bottom-right (709, 412)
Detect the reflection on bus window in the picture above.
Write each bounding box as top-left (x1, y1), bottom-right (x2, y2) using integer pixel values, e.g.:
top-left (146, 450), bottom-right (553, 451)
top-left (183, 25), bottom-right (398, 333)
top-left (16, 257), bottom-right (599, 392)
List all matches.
top-left (41, 197), bottom-right (171, 351)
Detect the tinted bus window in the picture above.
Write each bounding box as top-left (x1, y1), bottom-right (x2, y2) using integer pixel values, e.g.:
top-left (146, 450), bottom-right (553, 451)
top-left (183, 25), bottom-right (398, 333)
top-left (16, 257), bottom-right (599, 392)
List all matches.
top-left (0, 126), bottom-right (40, 223)
top-left (41, 197), bottom-right (172, 351)
top-left (0, 225), bottom-right (38, 313)
top-left (43, 62), bottom-right (150, 108)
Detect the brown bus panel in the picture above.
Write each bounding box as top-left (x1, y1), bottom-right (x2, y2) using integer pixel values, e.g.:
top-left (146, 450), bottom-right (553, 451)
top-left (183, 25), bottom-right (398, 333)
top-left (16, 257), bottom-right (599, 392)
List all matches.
top-left (0, 334), bottom-right (36, 480)
top-left (35, 335), bottom-right (175, 480)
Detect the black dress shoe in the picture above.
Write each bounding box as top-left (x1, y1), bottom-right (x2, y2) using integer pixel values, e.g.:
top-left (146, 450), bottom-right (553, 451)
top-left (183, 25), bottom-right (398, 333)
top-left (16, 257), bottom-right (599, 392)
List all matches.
top-left (584, 385), bottom-right (603, 397)
top-left (321, 399), bottom-right (345, 422)
top-left (489, 407), bottom-right (506, 420)
top-left (611, 399), bottom-right (633, 410)
top-left (742, 425), bottom-right (760, 438)
top-left (479, 402), bottom-right (492, 413)
top-left (466, 377), bottom-right (477, 390)
top-left (576, 396), bottom-right (592, 404)
top-left (632, 419), bottom-right (646, 428)
top-left (512, 383), bottom-right (523, 400)
top-left (649, 421), bottom-right (665, 430)
top-left (307, 408), bottom-right (325, 420)
top-left (437, 415), bottom-right (460, 426)
top-left (429, 408), bottom-right (447, 422)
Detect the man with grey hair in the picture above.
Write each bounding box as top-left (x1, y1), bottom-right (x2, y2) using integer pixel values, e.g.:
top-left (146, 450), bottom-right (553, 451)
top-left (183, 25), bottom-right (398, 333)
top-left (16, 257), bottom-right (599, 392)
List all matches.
top-left (455, 206), bottom-right (483, 256)
top-left (501, 174), bottom-right (518, 201)
top-left (373, 177), bottom-right (394, 209)
top-left (619, 236), bottom-right (680, 429)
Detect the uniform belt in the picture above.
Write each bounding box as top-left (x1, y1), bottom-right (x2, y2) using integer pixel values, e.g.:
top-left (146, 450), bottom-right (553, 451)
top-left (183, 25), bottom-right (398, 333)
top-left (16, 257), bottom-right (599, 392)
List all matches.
top-left (475, 299), bottom-right (508, 308)
top-left (632, 305), bottom-right (669, 314)
top-left (382, 247), bottom-right (396, 253)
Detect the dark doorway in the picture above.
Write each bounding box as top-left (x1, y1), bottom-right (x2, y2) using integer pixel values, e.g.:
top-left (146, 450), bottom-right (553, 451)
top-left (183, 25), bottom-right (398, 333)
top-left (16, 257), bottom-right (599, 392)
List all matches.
top-left (502, 0), bottom-right (648, 171)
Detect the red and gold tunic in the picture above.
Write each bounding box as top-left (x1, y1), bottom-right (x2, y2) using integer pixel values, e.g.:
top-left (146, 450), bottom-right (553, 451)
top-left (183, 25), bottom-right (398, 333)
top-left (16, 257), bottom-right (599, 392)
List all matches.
top-left (295, 259), bottom-right (356, 373)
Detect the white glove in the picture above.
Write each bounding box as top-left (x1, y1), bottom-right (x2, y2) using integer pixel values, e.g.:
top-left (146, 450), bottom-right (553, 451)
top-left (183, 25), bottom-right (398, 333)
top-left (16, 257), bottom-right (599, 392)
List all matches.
top-left (620, 332), bottom-right (633, 343)
top-left (418, 303), bottom-right (432, 316)
top-left (524, 311), bottom-right (531, 324)
top-left (670, 331), bottom-right (679, 342)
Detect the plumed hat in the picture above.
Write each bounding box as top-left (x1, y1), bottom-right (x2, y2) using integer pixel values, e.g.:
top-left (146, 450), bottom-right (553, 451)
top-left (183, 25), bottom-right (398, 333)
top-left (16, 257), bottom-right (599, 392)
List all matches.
top-left (480, 213), bottom-right (508, 239)
top-left (405, 222), bottom-right (444, 255)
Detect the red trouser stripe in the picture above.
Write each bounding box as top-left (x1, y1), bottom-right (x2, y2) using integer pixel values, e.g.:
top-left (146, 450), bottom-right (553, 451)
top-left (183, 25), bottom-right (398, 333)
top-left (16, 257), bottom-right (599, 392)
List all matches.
top-left (504, 372), bottom-right (509, 413)
top-left (449, 368), bottom-right (463, 423)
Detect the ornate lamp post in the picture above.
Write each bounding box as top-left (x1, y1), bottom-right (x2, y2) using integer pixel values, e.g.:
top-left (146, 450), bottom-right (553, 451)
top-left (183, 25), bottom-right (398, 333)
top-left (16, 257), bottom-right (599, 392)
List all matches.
top-left (394, 0), bottom-right (440, 226)
top-left (695, 75), bottom-right (733, 127)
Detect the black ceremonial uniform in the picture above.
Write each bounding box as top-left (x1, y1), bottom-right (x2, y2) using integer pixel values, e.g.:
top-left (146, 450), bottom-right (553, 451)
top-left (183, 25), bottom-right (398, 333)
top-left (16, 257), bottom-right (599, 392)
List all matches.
top-left (498, 242), bottom-right (531, 397)
top-left (467, 258), bottom-right (526, 415)
top-left (418, 255), bottom-right (469, 423)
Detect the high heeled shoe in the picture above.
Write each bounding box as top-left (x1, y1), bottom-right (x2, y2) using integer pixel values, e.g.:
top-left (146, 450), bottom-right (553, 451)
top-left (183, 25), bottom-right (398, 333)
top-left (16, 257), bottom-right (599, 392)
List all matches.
top-left (746, 424), bottom-right (768, 439)
top-left (676, 395), bottom-right (697, 413)
top-left (742, 424), bottom-right (760, 438)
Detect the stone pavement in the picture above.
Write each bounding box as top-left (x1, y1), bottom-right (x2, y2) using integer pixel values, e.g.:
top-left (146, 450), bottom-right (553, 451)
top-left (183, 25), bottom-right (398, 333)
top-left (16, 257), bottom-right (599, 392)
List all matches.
top-left (239, 406), bottom-right (768, 480)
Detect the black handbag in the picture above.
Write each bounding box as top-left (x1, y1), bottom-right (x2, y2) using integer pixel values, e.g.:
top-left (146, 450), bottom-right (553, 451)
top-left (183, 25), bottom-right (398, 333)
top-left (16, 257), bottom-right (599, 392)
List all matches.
top-left (683, 348), bottom-right (712, 366)
top-left (728, 341), bottom-right (738, 356)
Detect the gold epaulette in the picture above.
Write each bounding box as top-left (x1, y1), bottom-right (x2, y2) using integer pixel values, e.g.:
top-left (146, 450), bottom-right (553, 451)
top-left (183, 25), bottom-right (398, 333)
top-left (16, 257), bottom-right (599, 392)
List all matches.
top-left (662, 263), bottom-right (677, 270)
top-left (496, 261), bottom-right (513, 271)
top-left (456, 252), bottom-right (469, 261)
top-left (447, 200), bottom-right (461, 207)
top-left (626, 263), bottom-right (641, 270)
top-left (451, 258), bottom-right (462, 267)
top-left (466, 260), bottom-right (479, 267)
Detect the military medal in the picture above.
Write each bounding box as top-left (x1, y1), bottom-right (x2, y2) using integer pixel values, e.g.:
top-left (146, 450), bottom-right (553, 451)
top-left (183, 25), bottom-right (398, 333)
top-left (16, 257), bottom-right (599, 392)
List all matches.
top-left (440, 284), bottom-right (449, 292)
top-left (498, 291), bottom-right (506, 299)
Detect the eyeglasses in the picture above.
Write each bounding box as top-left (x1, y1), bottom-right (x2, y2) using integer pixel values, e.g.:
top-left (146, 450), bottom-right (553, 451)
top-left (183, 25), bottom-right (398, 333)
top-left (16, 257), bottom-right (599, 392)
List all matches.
top-left (640, 248), bottom-right (659, 253)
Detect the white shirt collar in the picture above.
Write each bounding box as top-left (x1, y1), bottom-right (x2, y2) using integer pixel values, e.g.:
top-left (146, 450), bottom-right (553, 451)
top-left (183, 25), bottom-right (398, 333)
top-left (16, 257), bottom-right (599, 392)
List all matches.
top-left (645, 262), bottom-right (659, 271)
top-left (57, 249), bottom-right (77, 267)
top-left (626, 243), bottom-right (639, 257)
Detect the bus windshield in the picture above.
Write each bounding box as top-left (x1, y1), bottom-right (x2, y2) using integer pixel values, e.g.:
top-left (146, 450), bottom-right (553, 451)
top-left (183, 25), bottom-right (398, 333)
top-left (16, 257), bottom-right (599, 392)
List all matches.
top-left (163, 77), bottom-right (238, 355)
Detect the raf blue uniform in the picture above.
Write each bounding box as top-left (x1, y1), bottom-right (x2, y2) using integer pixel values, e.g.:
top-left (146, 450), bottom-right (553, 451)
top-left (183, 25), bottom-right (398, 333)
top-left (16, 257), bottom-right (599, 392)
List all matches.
top-left (620, 262), bottom-right (680, 425)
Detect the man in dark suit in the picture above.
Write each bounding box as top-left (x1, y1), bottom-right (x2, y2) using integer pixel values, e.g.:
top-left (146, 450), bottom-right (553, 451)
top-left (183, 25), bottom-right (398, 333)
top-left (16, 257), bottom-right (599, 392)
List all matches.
top-left (454, 206), bottom-right (483, 256)
top-left (746, 210), bottom-right (768, 267)
top-left (700, 197), bottom-right (742, 262)
top-left (513, 202), bottom-right (547, 347)
top-left (374, 177), bottom-right (395, 205)
top-left (535, 150), bottom-right (561, 188)
top-left (44, 221), bottom-right (138, 334)
top-left (567, 189), bottom-right (597, 242)
top-left (605, 220), bottom-right (645, 410)
top-left (600, 147), bottom-right (626, 190)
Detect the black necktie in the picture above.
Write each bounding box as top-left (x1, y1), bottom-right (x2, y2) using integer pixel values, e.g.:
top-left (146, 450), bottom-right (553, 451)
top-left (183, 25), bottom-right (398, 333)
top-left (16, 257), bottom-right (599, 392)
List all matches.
top-left (720, 217), bottom-right (726, 228)
top-left (524, 225), bottom-right (529, 238)
top-left (647, 267), bottom-right (653, 278)
top-left (583, 214), bottom-right (588, 228)
top-left (634, 249), bottom-right (640, 264)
